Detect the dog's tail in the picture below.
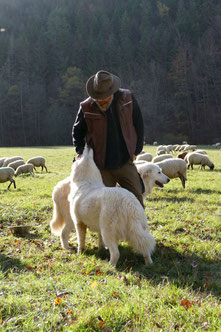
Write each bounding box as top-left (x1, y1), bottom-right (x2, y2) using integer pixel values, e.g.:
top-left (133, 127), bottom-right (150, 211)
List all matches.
top-left (50, 177), bottom-right (71, 236)
top-left (128, 226), bottom-right (156, 262)
top-left (50, 201), bottom-right (65, 236)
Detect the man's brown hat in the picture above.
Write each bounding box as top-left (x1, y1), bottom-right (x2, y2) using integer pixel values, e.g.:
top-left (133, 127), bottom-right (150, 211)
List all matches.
top-left (86, 70), bottom-right (121, 99)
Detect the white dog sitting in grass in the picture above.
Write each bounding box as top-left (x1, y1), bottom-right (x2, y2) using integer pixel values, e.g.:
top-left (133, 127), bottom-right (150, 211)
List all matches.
top-left (51, 147), bottom-right (155, 266)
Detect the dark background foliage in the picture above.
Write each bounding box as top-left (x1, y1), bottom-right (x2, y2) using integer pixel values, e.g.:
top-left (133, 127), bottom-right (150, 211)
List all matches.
top-left (0, 0), bottom-right (220, 146)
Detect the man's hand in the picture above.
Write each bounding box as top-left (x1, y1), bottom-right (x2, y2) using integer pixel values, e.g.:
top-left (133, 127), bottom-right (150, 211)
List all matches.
top-left (132, 154), bottom-right (136, 161)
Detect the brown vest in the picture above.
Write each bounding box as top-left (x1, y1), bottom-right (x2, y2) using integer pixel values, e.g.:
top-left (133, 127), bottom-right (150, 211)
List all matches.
top-left (81, 89), bottom-right (137, 169)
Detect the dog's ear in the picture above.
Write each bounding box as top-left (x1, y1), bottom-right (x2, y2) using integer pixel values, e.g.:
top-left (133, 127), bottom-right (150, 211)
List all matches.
top-left (139, 167), bottom-right (151, 179)
top-left (143, 170), bottom-right (151, 179)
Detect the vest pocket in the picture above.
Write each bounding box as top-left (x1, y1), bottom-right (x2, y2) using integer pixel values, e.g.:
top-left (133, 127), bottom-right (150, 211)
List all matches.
top-left (84, 112), bottom-right (103, 120)
top-left (84, 112), bottom-right (104, 140)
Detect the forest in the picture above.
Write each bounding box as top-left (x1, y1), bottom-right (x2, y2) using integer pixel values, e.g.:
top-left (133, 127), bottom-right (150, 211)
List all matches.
top-left (0, 0), bottom-right (220, 146)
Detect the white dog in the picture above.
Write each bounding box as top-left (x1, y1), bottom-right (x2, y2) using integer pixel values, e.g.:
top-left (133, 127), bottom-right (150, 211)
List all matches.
top-left (51, 147), bottom-right (155, 266)
top-left (50, 160), bottom-right (169, 253)
top-left (134, 160), bottom-right (170, 196)
top-left (50, 176), bottom-right (74, 249)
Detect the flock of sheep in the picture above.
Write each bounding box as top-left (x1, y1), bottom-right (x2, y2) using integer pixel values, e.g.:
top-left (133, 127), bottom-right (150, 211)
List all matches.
top-left (0, 156), bottom-right (47, 189)
top-left (136, 143), bottom-right (216, 188)
top-left (0, 142), bottom-right (217, 191)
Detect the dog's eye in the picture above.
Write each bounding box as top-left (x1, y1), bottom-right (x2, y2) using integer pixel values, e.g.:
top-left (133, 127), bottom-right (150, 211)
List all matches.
top-left (158, 171), bottom-right (161, 174)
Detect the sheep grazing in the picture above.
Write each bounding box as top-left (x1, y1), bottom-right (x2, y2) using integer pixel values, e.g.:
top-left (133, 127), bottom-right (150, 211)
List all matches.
top-left (184, 152), bottom-right (214, 170)
top-left (8, 160), bottom-right (25, 170)
top-left (165, 145), bottom-right (174, 152)
top-left (15, 163), bottom-right (35, 177)
top-left (174, 145), bottom-right (181, 151)
top-left (156, 158), bottom-right (187, 188)
top-left (177, 151), bottom-right (188, 159)
top-left (0, 167), bottom-right (16, 189)
top-left (136, 152), bottom-right (153, 162)
top-left (0, 158), bottom-right (6, 167)
top-left (213, 142), bottom-right (221, 148)
top-left (3, 156), bottom-right (24, 167)
top-left (152, 154), bottom-right (173, 163)
top-left (194, 150), bottom-right (207, 155)
top-left (178, 144), bottom-right (188, 151)
top-left (156, 145), bottom-right (169, 155)
top-left (183, 144), bottom-right (197, 152)
top-left (27, 156), bottom-right (47, 172)
top-left (158, 150), bottom-right (167, 155)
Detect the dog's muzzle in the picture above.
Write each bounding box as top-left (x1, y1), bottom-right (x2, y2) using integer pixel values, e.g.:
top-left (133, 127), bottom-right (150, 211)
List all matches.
top-left (155, 180), bottom-right (164, 188)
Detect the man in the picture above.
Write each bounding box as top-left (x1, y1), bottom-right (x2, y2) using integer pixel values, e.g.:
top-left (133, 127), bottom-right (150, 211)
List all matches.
top-left (72, 70), bottom-right (144, 206)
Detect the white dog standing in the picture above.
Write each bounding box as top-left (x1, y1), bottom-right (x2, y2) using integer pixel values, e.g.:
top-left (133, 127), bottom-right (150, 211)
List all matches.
top-left (67, 147), bottom-right (155, 266)
top-left (50, 160), bottom-right (169, 253)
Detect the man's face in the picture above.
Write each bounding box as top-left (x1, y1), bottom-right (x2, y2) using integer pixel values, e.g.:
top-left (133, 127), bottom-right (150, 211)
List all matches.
top-left (94, 95), bottom-right (113, 111)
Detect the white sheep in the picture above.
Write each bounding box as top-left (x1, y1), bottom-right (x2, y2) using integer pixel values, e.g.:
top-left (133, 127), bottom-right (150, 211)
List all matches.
top-left (165, 145), bottom-right (174, 152)
top-left (175, 145), bottom-right (181, 151)
top-left (156, 158), bottom-right (187, 188)
top-left (178, 144), bottom-right (188, 151)
top-left (156, 145), bottom-right (169, 154)
top-left (156, 145), bottom-right (164, 151)
top-left (183, 144), bottom-right (190, 151)
top-left (184, 152), bottom-right (214, 170)
top-left (183, 144), bottom-right (197, 151)
top-left (27, 156), bottom-right (47, 172)
top-left (136, 152), bottom-right (153, 162)
top-left (152, 154), bottom-right (173, 163)
top-left (194, 150), bottom-right (207, 155)
top-left (0, 167), bottom-right (16, 189)
top-left (3, 156), bottom-right (24, 167)
top-left (172, 144), bottom-right (179, 151)
top-left (8, 160), bottom-right (25, 170)
top-left (157, 149), bottom-right (167, 155)
top-left (15, 163), bottom-right (35, 177)
top-left (0, 158), bottom-right (6, 167)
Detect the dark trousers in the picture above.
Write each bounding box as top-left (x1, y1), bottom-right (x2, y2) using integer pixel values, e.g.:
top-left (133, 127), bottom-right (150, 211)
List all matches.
top-left (100, 159), bottom-right (144, 207)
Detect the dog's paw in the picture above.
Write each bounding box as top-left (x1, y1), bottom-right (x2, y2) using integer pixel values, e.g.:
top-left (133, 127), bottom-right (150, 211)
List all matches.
top-left (144, 255), bottom-right (153, 264)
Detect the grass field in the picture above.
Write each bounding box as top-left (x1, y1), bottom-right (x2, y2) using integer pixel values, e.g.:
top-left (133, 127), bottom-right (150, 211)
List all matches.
top-left (0, 146), bottom-right (220, 331)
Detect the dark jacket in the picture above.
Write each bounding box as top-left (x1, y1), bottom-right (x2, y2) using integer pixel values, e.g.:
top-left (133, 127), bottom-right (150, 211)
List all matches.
top-left (72, 89), bottom-right (144, 169)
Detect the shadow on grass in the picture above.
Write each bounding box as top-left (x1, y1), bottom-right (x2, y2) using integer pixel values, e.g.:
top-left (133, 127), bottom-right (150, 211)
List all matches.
top-left (193, 168), bottom-right (221, 173)
top-left (0, 254), bottom-right (28, 274)
top-left (152, 187), bottom-right (221, 197)
top-left (148, 196), bottom-right (195, 203)
top-left (83, 243), bottom-right (220, 298)
top-left (189, 188), bottom-right (221, 195)
top-left (212, 168), bottom-right (221, 173)
top-left (10, 232), bottom-right (42, 240)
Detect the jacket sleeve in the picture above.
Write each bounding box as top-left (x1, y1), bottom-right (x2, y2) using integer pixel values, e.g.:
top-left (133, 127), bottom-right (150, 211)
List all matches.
top-left (132, 94), bottom-right (144, 155)
top-left (72, 106), bottom-right (87, 155)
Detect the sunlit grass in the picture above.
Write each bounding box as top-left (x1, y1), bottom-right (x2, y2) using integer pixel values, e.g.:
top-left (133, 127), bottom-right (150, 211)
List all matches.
top-left (0, 145), bottom-right (220, 331)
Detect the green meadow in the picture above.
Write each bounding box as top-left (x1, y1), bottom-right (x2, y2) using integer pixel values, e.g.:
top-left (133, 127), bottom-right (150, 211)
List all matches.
top-left (0, 146), bottom-right (220, 331)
